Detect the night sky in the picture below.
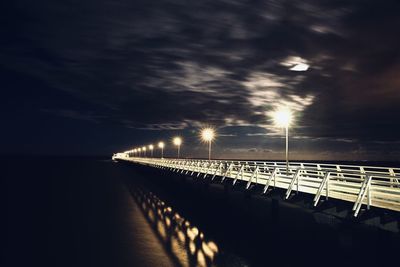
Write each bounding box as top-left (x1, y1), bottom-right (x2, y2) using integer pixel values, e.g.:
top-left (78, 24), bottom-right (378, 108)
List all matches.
top-left (2, 0), bottom-right (400, 160)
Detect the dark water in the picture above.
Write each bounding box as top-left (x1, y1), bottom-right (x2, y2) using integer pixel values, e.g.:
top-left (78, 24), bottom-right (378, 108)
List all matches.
top-left (4, 157), bottom-right (400, 267)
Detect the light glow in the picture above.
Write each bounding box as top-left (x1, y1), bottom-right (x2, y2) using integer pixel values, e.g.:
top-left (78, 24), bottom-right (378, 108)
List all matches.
top-left (272, 108), bottom-right (293, 128)
top-left (201, 128), bottom-right (215, 142)
top-left (149, 144), bottom-right (154, 150)
top-left (158, 141), bottom-right (165, 149)
top-left (173, 137), bottom-right (182, 146)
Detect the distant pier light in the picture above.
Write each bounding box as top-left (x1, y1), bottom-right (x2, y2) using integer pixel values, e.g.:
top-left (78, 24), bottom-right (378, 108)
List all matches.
top-left (272, 107), bottom-right (293, 174)
top-left (142, 146), bottom-right (147, 157)
top-left (158, 141), bottom-right (165, 159)
top-left (138, 147), bottom-right (142, 157)
top-left (173, 137), bottom-right (182, 159)
top-left (201, 128), bottom-right (216, 160)
top-left (149, 144), bottom-right (154, 157)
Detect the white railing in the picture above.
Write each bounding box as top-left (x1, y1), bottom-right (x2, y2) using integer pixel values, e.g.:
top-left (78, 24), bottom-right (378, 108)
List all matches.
top-left (113, 155), bottom-right (400, 217)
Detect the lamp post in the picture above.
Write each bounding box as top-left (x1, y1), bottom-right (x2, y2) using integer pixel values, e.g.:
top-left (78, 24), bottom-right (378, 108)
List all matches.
top-left (158, 142), bottom-right (165, 158)
top-left (149, 144), bottom-right (154, 157)
top-left (272, 107), bottom-right (293, 175)
top-left (173, 137), bottom-right (182, 158)
top-left (138, 148), bottom-right (142, 157)
top-left (201, 128), bottom-right (215, 160)
top-left (142, 146), bottom-right (146, 157)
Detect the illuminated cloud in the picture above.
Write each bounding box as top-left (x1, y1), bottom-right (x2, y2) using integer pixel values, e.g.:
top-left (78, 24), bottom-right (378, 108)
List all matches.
top-left (290, 63), bottom-right (309, 71)
top-left (242, 71), bottom-right (315, 131)
top-left (281, 56), bottom-right (310, 71)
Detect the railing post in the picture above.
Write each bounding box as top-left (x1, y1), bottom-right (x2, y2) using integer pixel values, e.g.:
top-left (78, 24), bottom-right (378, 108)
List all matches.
top-left (353, 174), bottom-right (372, 217)
top-left (197, 162), bottom-right (204, 177)
top-left (367, 183), bottom-right (371, 210)
top-left (296, 169), bottom-right (301, 193)
top-left (285, 168), bottom-right (301, 199)
top-left (233, 164), bottom-right (244, 185)
top-left (212, 163), bottom-right (223, 180)
top-left (204, 162), bottom-right (214, 178)
top-left (326, 176), bottom-right (329, 200)
top-left (246, 166), bottom-right (259, 189)
top-left (313, 172), bottom-right (330, 206)
top-left (263, 167), bottom-right (277, 194)
top-left (221, 163), bottom-right (233, 182)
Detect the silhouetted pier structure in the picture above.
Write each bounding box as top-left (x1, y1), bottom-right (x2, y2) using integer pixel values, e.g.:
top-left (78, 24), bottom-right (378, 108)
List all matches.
top-left (113, 153), bottom-right (400, 217)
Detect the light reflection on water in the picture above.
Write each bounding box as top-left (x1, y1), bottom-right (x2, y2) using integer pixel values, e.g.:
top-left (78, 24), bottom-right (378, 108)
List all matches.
top-left (132, 188), bottom-right (220, 267)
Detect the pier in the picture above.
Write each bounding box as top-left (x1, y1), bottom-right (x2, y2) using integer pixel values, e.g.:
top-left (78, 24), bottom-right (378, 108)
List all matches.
top-left (113, 153), bottom-right (400, 217)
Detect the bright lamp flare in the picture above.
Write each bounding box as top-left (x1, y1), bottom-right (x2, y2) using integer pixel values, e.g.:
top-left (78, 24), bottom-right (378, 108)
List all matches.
top-left (272, 108), bottom-right (293, 128)
top-left (142, 146), bottom-right (146, 151)
top-left (138, 148), bottom-right (141, 152)
top-left (173, 137), bottom-right (182, 146)
top-left (149, 144), bottom-right (154, 150)
top-left (158, 142), bottom-right (165, 148)
top-left (201, 128), bottom-right (215, 142)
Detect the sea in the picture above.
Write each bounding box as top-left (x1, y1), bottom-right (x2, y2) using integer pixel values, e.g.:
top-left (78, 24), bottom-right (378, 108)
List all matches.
top-left (4, 156), bottom-right (400, 267)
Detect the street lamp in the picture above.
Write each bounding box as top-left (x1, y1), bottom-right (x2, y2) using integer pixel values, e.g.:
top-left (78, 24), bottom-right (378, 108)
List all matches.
top-left (158, 141), bottom-right (165, 158)
top-left (272, 107), bottom-right (293, 174)
top-left (142, 146), bottom-right (147, 157)
top-left (149, 144), bottom-right (154, 157)
top-left (173, 137), bottom-right (182, 158)
top-left (201, 128), bottom-right (215, 160)
top-left (138, 147), bottom-right (142, 157)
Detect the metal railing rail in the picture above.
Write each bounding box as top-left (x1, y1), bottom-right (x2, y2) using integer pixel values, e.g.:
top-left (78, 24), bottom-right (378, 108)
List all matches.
top-left (113, 155), bottom-right (400, 217)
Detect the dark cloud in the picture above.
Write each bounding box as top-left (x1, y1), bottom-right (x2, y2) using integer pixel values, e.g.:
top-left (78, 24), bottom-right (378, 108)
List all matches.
top-left (1, 0), bottom-right (400, 159)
